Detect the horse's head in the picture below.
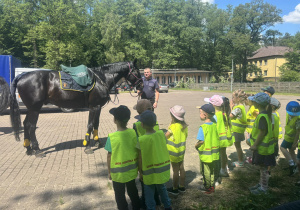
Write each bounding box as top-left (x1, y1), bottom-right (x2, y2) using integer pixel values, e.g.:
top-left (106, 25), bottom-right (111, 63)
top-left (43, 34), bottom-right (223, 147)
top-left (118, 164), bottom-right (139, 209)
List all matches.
top-left (126, 60), bottom-right (143, 91)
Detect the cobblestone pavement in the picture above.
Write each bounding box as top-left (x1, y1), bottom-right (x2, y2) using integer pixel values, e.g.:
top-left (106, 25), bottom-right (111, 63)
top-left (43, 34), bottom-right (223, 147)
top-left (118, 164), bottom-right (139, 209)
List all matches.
top-left (0, 90), bottom-right (299, 209)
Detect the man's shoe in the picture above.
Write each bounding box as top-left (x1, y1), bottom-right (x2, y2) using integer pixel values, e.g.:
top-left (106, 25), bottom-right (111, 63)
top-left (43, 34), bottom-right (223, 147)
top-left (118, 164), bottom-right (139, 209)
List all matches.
top-left (167, 187), bottom-right (179, 195)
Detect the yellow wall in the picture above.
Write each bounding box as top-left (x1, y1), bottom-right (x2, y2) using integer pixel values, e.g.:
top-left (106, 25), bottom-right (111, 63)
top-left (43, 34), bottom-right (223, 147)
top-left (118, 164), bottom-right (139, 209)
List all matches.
top-left (247, 56), bottom-right (287, 81)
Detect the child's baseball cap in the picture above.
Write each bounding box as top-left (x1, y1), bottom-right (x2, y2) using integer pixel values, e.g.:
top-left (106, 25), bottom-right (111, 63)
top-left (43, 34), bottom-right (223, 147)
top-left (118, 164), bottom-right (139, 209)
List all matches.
top-left (140, 110), bottom-right (156, 127)
top-left (248, 92), bottom-right (270, 106)
top-left (170, 105), bottom-right (185, 121)
top-left (197, 103), bottom-right (215, 115)
top-left (270, 98), bottom-right (280, 109)
top-left (109, 105), bottom-right (131, 122)
top-left (133, 99), bottom-right (152, 114)
top-left (286, 101), bottom-right (300, 116)
top-left (204, 95), bottom-right (223, 106)
top-left (261, 86), bottom-right (275, 95)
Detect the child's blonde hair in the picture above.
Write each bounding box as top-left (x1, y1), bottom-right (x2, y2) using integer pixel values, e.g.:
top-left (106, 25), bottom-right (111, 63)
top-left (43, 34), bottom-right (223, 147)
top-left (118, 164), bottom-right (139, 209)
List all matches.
top-left (232, 89), bottom-right (248, 104)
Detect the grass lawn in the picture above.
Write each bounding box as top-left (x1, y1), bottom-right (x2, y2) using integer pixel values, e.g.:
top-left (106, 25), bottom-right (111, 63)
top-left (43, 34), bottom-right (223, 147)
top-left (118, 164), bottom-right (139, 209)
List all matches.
top-left (170, 159), bottom-right (300, 209)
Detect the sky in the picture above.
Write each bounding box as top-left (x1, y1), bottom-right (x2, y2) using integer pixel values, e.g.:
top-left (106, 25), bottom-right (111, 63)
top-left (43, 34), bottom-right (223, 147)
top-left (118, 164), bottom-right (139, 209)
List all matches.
top-left (202, 0), bottom-right (300, 36)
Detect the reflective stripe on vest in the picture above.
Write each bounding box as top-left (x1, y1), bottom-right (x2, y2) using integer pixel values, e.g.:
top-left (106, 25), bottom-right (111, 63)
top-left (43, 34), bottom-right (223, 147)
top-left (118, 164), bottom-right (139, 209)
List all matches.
top-left (232, 105), bottom-right (247, 134)
top-left (198, 123), bottom-right (220, 163)
top-left (215, 111), bottom-right (234, 147)
top-left (250, 114), bottom-right (274, 155)
top-left (134, 121), bottom-right (160, 137)
top-left (139, 130), bottom-right (170, 185)
top-left (110, 129), bottom-right (138, 183)
top-left (167, 123), bottom-right (188, 163)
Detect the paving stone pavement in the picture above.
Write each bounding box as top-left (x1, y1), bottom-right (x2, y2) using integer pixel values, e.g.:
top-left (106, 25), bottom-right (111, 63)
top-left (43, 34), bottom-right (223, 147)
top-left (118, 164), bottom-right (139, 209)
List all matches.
top-left (0, 90), bottom-right (299, 209)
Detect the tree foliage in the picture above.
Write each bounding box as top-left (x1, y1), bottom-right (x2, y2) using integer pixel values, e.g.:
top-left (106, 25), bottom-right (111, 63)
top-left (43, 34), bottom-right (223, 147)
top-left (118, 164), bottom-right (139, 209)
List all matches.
top-left (0, 0), bottom-right (287, 77)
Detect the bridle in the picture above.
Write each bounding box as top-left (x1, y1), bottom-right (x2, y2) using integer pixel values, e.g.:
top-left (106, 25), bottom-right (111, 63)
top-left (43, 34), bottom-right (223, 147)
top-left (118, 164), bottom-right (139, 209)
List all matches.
top-left (125, 62), bottom-right (143, 97)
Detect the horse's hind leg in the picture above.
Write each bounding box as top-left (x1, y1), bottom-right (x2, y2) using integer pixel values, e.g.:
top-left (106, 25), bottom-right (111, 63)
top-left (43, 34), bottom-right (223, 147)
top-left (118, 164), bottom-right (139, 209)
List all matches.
top-left (25, 109), bottom-right (45, 157)
top-left (84, 107), bottom-right (98, 154)
top-left (23, 115), bottom-right (33, 155)
top-left (93, 106), bottom-right (101, 148)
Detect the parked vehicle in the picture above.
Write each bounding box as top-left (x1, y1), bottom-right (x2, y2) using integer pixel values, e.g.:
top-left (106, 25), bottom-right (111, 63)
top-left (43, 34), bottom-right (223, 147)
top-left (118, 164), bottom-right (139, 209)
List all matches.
top-left (120, 84), bottom-right (133, 91)
top-left (159, 84), bottom-right (169, 93)
top-left (0, 55), bottom-right (22, 86)
top-left (110, 86), bottom-right (119, 94)
top-left (168, 82), bottom-right (177, 88)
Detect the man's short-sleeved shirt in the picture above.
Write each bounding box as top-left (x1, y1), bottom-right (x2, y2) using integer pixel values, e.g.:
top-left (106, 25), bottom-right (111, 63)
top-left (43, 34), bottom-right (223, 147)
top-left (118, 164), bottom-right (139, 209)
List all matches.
top-left (196, 122), bottom-right (214, 141)
top-left (141, 77), bottom-right (159, 99)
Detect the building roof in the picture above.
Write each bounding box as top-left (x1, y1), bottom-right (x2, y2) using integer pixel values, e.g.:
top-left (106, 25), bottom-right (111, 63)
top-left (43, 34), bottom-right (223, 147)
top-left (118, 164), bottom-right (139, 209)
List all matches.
top-left (248, 46), bottom-right (291, 60)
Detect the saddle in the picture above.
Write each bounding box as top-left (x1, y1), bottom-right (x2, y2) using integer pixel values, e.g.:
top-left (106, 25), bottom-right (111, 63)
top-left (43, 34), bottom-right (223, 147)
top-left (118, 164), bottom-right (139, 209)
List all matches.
top-left (59, 65), bottom-right (95, 92)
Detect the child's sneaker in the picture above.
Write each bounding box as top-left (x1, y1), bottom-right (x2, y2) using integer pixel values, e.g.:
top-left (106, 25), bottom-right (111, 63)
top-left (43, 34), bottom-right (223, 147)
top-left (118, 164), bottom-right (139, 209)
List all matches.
top-left (178, 186), bottom-right (186, 192)
top-left (232, 161), bottom-right (244, 168)
top-left (220, 170), bottom-right (229, 177)
top-left (250, 187), bottom-right (267, 195)
top-left (167, 187), bottom-right (179, 195)
top-left (205, 187), bottom-right (215, 194)
top-left (248, 183), bottom-right (261, 191)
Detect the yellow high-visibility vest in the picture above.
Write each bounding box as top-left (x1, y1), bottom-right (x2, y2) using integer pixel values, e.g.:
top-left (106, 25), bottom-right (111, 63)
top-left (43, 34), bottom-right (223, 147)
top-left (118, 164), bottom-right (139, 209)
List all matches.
top-left (167, 123), bottom-right (188, 163)
top-left (232, 105), bottom-right (247, 134)
top-left (246, 105), bottom-right (259, 133)
top-left (139, 130), bottom-right (170, 185)
top-left (215, 111), bottom-right (234, 148)
top-left (250, 114), bottom-right (274, 155)
top-left (198, 123), bottom-right (220, 163)
top-left (110, 129), bottom-right (138, 183)
top-left (134, 121), bottom-right (159, 137)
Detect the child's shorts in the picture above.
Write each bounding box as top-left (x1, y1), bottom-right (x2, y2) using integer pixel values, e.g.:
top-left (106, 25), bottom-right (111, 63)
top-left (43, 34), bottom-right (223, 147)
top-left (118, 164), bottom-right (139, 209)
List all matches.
top-left (280, 139), bottom-right (293, 149)
top-left (233, 132), bottom-right (245, 142)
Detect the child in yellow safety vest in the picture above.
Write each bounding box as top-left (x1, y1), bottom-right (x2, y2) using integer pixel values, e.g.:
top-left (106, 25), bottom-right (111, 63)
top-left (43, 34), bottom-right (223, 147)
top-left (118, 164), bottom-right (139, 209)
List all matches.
top-left (248, 92), bottom-right (275, 195)
top-left (195, 103), bottom-right (220, 194)
top-left (136, 110), bottom-right (172, 210)
top-left (270, 98), bottom-right (281, 159)
top-left (230, 89), bottom-right (248, 168)
top-left (132, 99), bottom-right (161, 208)
top-left (104, 105), bottom-right (140, 210)
top-left (280, 101), bottom-right (300, 176)
top-left (246, 95), bottom-right (259, 146)
top-left (165, 105), bottom-right (188, 195)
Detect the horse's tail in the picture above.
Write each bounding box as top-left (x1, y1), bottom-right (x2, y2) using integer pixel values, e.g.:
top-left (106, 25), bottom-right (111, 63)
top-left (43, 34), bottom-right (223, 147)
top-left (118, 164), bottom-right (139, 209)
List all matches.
top-left (10, 75), bottom-right (22, 141)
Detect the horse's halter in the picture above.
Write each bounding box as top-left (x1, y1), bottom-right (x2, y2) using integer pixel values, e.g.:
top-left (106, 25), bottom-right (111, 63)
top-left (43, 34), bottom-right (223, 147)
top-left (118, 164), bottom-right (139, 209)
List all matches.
top-left (125, 62), bottom-right (143, 88)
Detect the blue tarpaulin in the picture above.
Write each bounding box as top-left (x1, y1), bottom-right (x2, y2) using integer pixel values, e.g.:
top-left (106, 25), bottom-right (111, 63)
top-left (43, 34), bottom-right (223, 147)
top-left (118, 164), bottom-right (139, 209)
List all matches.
top-left (0, 55), bottom-right (22, 86)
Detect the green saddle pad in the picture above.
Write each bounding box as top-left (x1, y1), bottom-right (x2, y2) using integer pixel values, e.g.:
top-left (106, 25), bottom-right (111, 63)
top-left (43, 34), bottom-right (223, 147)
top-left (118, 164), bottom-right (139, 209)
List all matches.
top-left (60, 64), bottom-right (93, 86)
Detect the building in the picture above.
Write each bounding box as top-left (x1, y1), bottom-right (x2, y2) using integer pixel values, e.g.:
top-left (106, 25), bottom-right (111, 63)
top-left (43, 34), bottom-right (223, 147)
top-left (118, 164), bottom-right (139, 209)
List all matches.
top-left (246, 46), bottom-right (291, 82)
top-left (140, 68), bottom-right (213, 84)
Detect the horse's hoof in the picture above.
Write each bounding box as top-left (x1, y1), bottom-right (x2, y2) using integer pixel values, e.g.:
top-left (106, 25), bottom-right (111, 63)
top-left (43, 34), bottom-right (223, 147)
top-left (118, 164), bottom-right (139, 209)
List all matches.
top-left (94, 141), bottom-right (100, 148)
top-left (25, 147), bottom-right (33, 156)
top-left (34, 150), bottom-right (46, 158)
top-left (84, 148), bottom-right (94, 154)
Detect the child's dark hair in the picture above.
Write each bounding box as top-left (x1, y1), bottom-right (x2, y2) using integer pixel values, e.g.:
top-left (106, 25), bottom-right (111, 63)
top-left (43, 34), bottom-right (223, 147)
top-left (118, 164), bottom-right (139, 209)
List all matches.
top-left (171, 114), bottom-right (188, 131)
top-left (222, 97), bottom-right (232, 129)
top-left (115, 118), bottom-right (128, 128)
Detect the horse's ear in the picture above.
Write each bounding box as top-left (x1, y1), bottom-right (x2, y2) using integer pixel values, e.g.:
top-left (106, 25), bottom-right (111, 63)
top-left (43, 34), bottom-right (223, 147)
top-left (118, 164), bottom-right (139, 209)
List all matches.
top-left (133, 59), bottom-right (137, 66)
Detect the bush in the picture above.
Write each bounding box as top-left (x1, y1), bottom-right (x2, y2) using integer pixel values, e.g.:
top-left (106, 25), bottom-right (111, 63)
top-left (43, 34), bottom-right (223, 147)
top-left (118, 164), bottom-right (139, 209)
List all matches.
top-left (280, 65), bottom-right (300, 82)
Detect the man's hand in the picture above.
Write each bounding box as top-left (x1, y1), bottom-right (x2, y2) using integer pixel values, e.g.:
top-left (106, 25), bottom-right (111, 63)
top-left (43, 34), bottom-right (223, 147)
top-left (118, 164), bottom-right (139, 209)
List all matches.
top-left (153, 102), bottom-right (158, 108)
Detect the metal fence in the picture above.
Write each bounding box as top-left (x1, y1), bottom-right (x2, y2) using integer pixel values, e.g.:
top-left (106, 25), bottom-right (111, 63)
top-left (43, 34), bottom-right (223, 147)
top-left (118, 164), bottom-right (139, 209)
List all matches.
top-left (191, 82), bottom-right (300, 94)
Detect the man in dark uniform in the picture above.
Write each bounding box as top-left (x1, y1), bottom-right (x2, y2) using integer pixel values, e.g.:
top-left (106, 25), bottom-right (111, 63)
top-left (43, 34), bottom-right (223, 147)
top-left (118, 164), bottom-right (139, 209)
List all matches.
top-left (138, 68), bottom-right (159, 111)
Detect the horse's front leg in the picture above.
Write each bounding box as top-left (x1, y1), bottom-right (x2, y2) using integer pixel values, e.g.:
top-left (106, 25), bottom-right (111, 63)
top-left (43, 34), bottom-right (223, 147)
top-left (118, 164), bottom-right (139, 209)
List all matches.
top-left (84, 107), bottom-right (97, 154)
top-left (93, 105), bottom-right (101, 148)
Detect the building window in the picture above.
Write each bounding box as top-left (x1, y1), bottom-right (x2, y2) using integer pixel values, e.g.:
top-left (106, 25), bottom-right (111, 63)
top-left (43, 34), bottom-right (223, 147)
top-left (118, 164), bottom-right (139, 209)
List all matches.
top-left (264, 70), bottom-right (267, 76)
top-left (175, 76), bottom-right (178, 82)
top-left (264, 60), bottom-right (268, 65)
top-left (198, 76), bottom-right (202, 83)
top-left (180, 76), bottom-right (183, 81)
top-left (156, 77), bottom-right (159, 83)
top-left (255, 61), bottom-right (258, 66)
top-left (250, 73), bottom-right (252, 77)
top-left (186, 77), bottom-right (188, 82)
top-left (168, 76), bottom-right (172, 84)
top-left (259, 60), bottom-right (262, 66)
top-left (255, 72), bottom-right (257, 76)
top-left (162, 76), bottom-right (166, 84)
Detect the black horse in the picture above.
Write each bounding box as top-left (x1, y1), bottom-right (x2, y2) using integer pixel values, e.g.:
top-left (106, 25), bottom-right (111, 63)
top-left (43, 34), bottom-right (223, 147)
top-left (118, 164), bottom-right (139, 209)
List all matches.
top-left (10, 60), bottom-right (143, 157)
top-left (0, 76), bottom-right (10, 114)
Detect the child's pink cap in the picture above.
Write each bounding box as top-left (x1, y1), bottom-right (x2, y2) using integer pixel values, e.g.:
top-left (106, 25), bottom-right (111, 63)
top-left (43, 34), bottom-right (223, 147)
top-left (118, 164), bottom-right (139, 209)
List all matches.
top-left (204, 95), bottom-right (223, 107)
